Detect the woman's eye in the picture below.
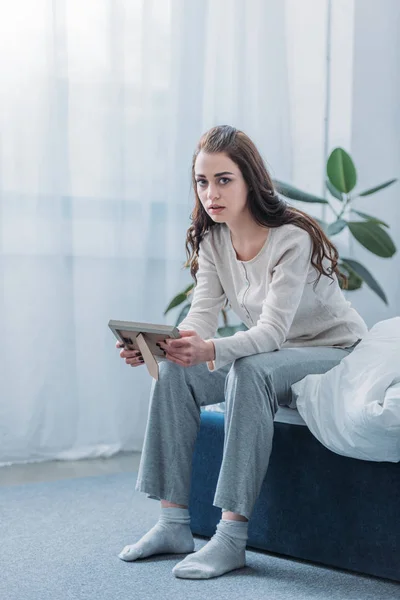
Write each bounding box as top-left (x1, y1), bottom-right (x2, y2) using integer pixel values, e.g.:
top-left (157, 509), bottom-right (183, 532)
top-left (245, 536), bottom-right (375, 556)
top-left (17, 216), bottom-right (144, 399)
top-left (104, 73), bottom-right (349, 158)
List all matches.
top-left (196, 178), bottom-right (230, 186)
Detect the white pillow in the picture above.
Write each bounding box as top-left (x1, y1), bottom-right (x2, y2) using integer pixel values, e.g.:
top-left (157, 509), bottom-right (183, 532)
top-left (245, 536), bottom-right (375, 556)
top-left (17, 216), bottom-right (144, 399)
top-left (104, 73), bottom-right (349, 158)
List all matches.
top-left (291, 317), bottom-right (400, 462)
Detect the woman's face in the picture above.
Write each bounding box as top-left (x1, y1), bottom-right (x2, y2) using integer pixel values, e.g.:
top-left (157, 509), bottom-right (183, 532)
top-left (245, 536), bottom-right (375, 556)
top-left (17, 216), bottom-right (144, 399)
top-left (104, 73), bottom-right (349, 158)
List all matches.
top-left (194, 151), bottom-right (250, 224)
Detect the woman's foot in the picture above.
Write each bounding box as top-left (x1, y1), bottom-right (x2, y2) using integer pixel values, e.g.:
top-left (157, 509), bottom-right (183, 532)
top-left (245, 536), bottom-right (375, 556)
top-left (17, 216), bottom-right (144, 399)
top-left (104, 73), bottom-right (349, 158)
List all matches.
top-left (118, 507), bottom-right (194, 561)
top-left (172, 518), bottom-right (248, 579)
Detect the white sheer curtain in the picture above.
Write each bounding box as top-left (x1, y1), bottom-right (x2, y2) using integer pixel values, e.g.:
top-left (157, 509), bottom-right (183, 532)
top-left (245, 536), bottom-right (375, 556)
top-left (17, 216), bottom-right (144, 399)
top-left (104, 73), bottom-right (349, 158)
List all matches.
top-left (0, 0), bottom-right (293, 465)
top-left (4, 0), bottom-right (395, 467)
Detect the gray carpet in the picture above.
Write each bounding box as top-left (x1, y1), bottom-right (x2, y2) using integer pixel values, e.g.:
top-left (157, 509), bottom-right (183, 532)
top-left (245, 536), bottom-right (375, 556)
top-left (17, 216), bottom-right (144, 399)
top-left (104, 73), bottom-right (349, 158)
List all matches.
top-left (1, 471), bottom-right (398, 600)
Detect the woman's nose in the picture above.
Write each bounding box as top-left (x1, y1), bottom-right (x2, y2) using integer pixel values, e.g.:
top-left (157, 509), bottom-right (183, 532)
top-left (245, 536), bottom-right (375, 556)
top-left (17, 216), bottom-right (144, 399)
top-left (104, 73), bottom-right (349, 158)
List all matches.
top-left (207, 184), bottom-right (219, 200)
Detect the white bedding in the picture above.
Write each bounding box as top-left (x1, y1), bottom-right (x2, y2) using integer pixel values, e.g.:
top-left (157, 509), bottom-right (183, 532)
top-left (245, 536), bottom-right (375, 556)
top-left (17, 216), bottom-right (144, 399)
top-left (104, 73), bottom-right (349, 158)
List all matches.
top-left (291, 317), bottom-right (400, 462)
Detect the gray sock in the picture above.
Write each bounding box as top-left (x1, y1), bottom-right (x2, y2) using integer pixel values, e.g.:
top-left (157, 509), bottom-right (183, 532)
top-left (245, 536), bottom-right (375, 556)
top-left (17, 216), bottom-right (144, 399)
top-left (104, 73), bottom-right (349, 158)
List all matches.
top-left (118, 506), bottom-right (195, 561)
top-left (172, 518), bottom-right (248, 579)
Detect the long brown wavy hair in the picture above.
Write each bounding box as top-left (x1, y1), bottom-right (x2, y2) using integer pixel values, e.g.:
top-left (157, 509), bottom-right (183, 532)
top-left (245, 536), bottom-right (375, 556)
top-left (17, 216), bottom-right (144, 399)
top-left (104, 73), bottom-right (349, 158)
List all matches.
top-left (185, 125), bottom-right (347, 291)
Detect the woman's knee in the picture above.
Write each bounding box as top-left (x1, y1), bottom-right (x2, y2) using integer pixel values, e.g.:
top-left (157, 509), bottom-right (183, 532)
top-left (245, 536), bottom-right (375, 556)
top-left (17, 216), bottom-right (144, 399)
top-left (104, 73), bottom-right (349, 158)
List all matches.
top-left (225, 355), bottom-right (278, 411)
top-left (228, 355), bottom-right (272, 381)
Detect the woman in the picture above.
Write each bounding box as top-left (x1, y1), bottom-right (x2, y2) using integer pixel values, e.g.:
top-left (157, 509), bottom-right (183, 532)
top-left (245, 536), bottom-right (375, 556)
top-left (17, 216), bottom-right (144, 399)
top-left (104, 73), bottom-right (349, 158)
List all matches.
top-left (117, 125), bottom-right (368, 579)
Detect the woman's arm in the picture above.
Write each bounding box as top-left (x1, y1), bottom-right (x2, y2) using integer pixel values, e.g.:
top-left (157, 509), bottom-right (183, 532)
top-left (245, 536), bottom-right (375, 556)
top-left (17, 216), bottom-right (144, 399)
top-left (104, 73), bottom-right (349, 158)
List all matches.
top-left (178, 233), bottom-right (226, 341)
top-left (208, 227), bottom-right (313, 371)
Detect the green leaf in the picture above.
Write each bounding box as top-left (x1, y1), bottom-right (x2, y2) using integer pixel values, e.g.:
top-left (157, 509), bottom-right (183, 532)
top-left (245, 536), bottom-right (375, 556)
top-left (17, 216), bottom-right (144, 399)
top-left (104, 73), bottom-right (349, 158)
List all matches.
top-left (347, 221), bottom-right (397, 257)
top-left (350, 209), bottom-right (389, 228)
top-left (327, 219), bottom-right (347, 236)
top-left (174, 303), bottom-right (191, 326)
top-left (341, 258), bottom-right (388, 304)
top-left (339, 261), bottom-right (363, 291)
top-left (358, 178), bottom-right (397, 197)
top-left (273, 180), bottom-right (328, 204)
top-left (182, 283), bottom-right (194, 296)
top-left (326, 179), bottom-right (343, 201)
top-left (327, 148), bottom-right (357, 193)
top-left (164, 283), bottom-right (194, 315)
top-left (164, 293), bottom-right (188, 315)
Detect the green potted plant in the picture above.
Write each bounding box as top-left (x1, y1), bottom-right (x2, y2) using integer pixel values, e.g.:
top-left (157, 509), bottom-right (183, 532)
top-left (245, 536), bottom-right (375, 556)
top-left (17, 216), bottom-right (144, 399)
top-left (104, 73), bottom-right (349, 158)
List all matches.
top-left (165, 148), bottom-right (397, 331)
top-left (274, 147), bottom-right (397, 302)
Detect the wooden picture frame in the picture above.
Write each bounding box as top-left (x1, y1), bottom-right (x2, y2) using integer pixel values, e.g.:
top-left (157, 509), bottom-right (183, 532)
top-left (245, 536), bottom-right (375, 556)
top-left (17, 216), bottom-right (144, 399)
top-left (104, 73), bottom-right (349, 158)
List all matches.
top-left (108, 319), bottom-right (181, 380)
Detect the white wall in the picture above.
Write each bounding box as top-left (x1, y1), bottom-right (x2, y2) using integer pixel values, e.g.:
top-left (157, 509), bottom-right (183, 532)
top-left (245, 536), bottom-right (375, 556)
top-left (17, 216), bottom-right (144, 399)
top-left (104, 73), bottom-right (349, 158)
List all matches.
top-left (349, 0), bottom-right (400, 325)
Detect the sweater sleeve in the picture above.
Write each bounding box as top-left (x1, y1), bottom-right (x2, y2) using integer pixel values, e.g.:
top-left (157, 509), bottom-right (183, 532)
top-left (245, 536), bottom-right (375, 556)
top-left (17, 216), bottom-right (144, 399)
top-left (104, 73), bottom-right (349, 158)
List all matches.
top-left (207, 227), bottom-right (314, 371)
top-left (178, 233), bottom-right (226, 340)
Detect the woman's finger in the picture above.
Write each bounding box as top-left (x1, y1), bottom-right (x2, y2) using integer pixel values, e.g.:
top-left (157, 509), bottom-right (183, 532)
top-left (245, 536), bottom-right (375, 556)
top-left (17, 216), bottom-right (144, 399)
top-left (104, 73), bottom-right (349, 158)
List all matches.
top-left (126, 356), bottom-right (144, 365)
top-left (165, 349), bottom-right (190, 361)
top-left (121, 349), bottom-right (141, 358)
top-left (125, 350), bottom-right (142, 358)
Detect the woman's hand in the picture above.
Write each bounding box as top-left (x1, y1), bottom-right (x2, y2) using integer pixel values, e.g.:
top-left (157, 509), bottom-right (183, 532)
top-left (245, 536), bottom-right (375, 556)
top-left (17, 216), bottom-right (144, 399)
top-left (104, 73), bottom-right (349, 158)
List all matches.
top-left (158, 330), bottom-right (215, 368)
top-left (116, 340), bottom-right (145, 368)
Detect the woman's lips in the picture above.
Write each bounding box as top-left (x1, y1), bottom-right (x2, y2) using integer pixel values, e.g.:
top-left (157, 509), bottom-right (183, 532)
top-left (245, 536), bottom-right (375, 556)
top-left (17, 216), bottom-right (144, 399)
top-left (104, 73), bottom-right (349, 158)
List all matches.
top-left (209, 207), bottom-right (225, 214)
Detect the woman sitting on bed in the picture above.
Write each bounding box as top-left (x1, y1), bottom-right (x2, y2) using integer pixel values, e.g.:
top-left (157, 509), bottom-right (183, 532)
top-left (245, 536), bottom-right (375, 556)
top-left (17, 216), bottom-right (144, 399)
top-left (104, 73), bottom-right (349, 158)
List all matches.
top-left (116, 124), bottom-right (368, 580)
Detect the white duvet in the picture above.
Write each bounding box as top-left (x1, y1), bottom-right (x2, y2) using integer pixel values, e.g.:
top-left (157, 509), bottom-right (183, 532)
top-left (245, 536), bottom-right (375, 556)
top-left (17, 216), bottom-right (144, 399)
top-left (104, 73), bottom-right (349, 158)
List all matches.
top-left (291, 317), bottom-right (400, 462)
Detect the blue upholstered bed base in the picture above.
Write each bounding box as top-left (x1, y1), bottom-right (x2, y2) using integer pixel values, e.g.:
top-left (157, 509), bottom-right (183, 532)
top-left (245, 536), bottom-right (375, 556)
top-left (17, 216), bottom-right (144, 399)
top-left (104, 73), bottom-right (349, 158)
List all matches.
top-left (188, 410), bottom-right (400, 582)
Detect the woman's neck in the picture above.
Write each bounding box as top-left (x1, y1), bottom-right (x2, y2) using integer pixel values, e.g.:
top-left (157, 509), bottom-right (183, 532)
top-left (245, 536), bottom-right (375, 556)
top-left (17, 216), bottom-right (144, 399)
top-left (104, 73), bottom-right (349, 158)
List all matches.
top-left (226, 219), bottom-right (270, 262)
top-left (227, 219), bottom-right (269, 246)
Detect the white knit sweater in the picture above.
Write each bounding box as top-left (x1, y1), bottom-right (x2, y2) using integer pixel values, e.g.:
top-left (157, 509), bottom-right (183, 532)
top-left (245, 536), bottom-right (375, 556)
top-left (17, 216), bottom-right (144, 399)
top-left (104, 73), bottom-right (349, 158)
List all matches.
top-left (178, 222), bottom-right (368, 371)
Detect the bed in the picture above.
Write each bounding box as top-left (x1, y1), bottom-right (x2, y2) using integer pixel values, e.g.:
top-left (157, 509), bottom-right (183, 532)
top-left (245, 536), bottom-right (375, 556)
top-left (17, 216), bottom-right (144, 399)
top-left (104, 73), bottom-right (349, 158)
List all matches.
top-left (188, 406), bottom-right (400, 582)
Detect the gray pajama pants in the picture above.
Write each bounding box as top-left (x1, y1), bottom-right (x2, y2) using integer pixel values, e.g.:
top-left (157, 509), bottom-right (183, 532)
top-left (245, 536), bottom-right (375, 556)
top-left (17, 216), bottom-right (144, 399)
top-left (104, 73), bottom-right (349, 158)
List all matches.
top-left (135, 344), bottom-right (358, 520)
